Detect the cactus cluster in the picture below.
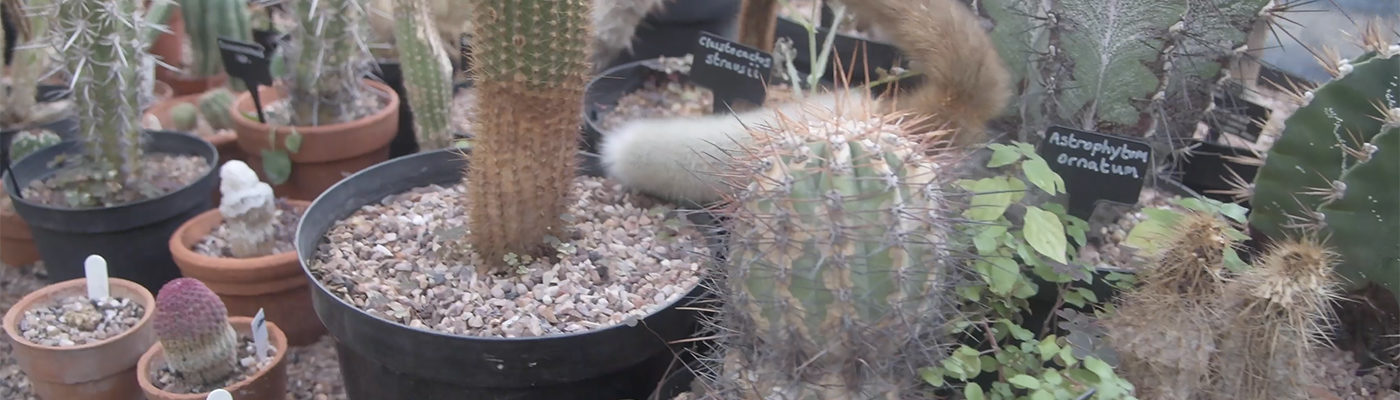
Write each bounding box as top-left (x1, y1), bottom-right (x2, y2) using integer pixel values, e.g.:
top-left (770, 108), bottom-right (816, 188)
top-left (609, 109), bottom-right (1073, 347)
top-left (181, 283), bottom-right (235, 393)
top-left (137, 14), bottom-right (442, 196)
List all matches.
top-left (706, 106), bottom-right (962, 398)
top-left (464, 0), bottom-right (594, 272)
top-left (392, 0), bottom-right (454, 151)
top-left (176, 0), bottom-right (252, 88)
top-left (153, 277), bottom-right (238, 386)
top-left (283, 0), bottom-right (375, 126)
top-left (218, 160), bottom-right (278, 258)
top-left (51, 0), bottom-right (149, 183)
top-left (1245, 46), bottom-right (1399, 305)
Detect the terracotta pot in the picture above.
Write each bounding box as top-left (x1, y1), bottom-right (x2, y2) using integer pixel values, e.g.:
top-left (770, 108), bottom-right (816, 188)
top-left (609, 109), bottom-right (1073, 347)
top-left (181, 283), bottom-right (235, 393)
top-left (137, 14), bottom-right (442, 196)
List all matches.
top-left (146, 5), bottom-right (230, 97)
top-left (146, 93), bottom-right (244, 166)
top-left (147, 2), bottom-right (184, 69)
top-left (136, 316), bottom-right (289, 400)
top-left (156, 68), bottom-right (231, 98)
top-left (1, 187), bottom-right (40, 267)
top-left (167, 201), bottom-right (326, 346)
top-left (152, 81), bottom-right (175, 106)
top-left (230, 79), bottom-right (400, 201)
top-left (2, 277), bottom-right (158, 400)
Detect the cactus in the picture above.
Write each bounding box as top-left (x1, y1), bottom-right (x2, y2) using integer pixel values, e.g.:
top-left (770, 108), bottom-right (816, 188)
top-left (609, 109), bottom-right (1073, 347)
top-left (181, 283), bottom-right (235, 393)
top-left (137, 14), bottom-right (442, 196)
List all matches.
top-left (153, 277), bottom-right (238, 386)
top-left (283, 0), bottom-right (374, 126)
top-left (711, 107), bottom-right (960, 398)
top-left (392, 0), bottom-right (454, 151)
top-left (218, 160), bottom-right (278, 258)
top-left (0, 0), bottom-right (71, 130)
top-left (1246, 49), bottom-right (1399, 303)
top-left (1210, 238), bottom-right (1340, 400)
top-left (52, 0), bottom-right (148, 183)
top-left (170, 102), bottom-right (200, 131)
top-left (176, 0), bottom-right (252, 89)
top-left (9, 130), bottom-right (60, 160)
top-left (465, 0), bottom-right (593, 272)
top-left (198, 88), bottom-right (237, 131)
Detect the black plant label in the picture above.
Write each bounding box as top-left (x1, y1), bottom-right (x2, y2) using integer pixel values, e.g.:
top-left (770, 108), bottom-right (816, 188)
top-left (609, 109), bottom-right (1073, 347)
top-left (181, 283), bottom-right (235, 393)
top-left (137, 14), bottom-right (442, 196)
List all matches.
top-left (688, 31), bottom-right (773, 113)
top-left (218, 37), bottom-right (273, 88)
top-left (1037, 125), bottom-right (1153, 219)
top-left (251, 29), bottom-right (286, 58)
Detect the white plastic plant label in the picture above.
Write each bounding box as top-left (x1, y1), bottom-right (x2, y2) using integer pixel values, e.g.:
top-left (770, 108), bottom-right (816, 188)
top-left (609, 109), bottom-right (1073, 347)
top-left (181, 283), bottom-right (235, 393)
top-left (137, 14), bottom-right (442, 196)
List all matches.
top-left (207, 389), bottom-right (233, 400)
top-left (84, 255), bottom-right (109, 300)
top-left (252, 308), bottom-right (269, 362)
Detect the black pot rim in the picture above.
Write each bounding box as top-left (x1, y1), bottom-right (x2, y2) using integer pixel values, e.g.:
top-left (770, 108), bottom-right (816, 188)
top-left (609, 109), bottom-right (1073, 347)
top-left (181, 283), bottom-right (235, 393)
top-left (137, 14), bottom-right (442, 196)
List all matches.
top-left (3, 129), bottom-right (217, 214)
top-left (296, 147), bottom-right (714, 344)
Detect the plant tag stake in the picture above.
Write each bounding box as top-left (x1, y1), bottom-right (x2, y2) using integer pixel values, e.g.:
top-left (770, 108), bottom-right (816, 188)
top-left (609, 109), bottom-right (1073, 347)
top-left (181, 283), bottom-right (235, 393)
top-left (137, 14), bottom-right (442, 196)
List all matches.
top-left (688, 31), bottom-right (773, 114)
top-left (217, 37), bottom-right (273, 124)
top-left (207, 389), bottom-right (233, 400)
top-left (252, 308), bottom-right (269, 362)
top-left (1036, 125), bottom-right (1153, 219)
top-left (84, 255), bottom-right (110, 300)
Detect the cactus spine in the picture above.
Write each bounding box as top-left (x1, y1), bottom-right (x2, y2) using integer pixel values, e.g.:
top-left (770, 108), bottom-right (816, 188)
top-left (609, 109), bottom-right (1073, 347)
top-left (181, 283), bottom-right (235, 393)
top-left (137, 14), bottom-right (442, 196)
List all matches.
top-left (53, 0), bottom-right (147, 183)
top-left (1246, 49), bottom-right (1399, 304)
top-left (712, 106), bottom-right (959, 399)
top-left (393, 0), bottom-right (454, 151)
top-left (465, 0), bottom-right (593, 272)
top-left (285, 0), bottom-right (374, 126)
top-left (218, 160), bottom-right (278, 258)
top-left (177, 0), bottom-right (252, 88)
top-left (198, 87), bottom-right (236, 130)
top-left (153, 277), bottom-right (238, 386)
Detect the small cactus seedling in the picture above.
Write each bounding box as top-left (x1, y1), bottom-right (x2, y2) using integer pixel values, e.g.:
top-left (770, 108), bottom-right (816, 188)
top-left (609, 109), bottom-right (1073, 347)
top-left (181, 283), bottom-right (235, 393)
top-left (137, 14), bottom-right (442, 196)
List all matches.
top-left (392, 0), bottom-right (454, 151)
top-left (175, 0), bottom-right (252, 88)
top-left (169, 102), bottom-right (200, 132)
top-left (197, 88), bottom-right (237, 131)
top-left (218, 160), bottom-right (278, 258)
top-left (153, 277), bottom-right (238, 386)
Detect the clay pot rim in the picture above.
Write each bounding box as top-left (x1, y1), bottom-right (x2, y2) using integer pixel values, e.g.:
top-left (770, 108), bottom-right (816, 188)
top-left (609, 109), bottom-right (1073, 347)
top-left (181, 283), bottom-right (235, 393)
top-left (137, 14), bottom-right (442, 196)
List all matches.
top-left (144, 92), bottom-right (240, 147)
top-left (230, 79), bottom-right (400, 135)
top-left (136, 316), bottom-right (288, 400)
top-left (168, 200), bottom-right (312, 269)
top-left (1, 277), bottom-right (157, 352)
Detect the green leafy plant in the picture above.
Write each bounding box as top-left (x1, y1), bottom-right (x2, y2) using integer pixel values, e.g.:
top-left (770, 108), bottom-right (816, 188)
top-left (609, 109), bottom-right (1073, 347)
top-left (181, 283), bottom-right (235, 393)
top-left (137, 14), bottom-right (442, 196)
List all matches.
top-left (921, 142), bottom-right (1139, 400)
top-left (259, 128), bottom-right (302, 185)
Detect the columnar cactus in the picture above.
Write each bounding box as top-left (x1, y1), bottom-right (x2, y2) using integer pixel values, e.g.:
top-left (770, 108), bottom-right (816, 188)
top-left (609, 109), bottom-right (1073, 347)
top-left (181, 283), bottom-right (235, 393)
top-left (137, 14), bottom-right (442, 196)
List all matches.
top-left (465, 0), bottom-right (593, 272)
top-left (0, 0), bottom-right (70, 131)
top-left (153, 278), bottom-right (238, 386)
top-left (198, 88), bottom-right (236, 130)
top-left (713, 108), bottom-right (960, 398)
top-left (1246, 48), bottom-right (1399, 304)
top-left (392, 0), bottom-right (454, 151)
top-left (284, 0), bottom-right (374, 126)
top-left (218, 160), bottom-right (278, 257)
top-left (53, 0), bottom-right (148, 182)
top-left (176, 0), bottom-right (252, 88)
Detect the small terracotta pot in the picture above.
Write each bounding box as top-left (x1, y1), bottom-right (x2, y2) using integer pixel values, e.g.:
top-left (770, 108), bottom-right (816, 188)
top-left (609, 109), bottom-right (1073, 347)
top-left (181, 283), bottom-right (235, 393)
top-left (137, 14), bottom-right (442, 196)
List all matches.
top-left (230, 79), bottom-right (400, 201)
top-left (1, 187), bottom-right (40, 267)
top-left (2, 278), bottom-right (158, 400)
top-left (147, 6), bottom-right (230, 96)
top-left (147, 2), bottom-right (184, 70)
top-left (136, 316), bottom-right (289, 400)
top-left (167, 201), bottom-right (326, 346)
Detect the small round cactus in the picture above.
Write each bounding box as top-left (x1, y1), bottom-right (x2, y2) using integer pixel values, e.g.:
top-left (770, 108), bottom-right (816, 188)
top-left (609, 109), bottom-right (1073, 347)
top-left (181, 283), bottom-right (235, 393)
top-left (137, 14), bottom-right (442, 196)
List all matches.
top-left (153, 277), bottom-right (238, 386)
top-left (169, 102), bottom-right (200, 132)
top-left (198, 88), bottom-right (237, 131)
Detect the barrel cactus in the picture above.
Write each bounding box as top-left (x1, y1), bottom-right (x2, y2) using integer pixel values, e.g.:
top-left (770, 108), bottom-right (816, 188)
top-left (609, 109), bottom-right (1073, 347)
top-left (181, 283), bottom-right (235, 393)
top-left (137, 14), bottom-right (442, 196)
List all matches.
top-left (176, 0), bottom-right (252, 89)
top-left (1247, 48), bottom-right (1399, 304)
top-left (154, 277), bottom-right (238, 386)
top-left (393, 0), bottom-right (454, 151)
top-left (711, 107), bottom-right (962, 399)
top-left (464, 0), bottom-right (593, 272)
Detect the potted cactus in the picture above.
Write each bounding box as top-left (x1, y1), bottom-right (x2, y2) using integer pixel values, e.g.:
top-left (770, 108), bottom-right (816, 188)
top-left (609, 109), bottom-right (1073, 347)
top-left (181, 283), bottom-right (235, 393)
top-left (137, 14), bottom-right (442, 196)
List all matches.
top-left (227, 0), bottom-right (400, 201)
top-left (2, 272), bottom-right (158, 400)
top-left (136, 277), bottom-right (290, 400)
top-left (167, 160), bottom-right (324, 346)
top-left (3, 0), bottom-right (219, 292)
top-left (293, 0), bottom-right (714, 398)
top-left (146, 88), bottom-right (245, 184)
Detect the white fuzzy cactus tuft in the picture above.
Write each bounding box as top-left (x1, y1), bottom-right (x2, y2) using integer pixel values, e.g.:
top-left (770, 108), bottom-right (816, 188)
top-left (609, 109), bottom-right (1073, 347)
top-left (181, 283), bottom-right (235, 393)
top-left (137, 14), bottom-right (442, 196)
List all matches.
top-left (218, 160), bottom-right (279, 258)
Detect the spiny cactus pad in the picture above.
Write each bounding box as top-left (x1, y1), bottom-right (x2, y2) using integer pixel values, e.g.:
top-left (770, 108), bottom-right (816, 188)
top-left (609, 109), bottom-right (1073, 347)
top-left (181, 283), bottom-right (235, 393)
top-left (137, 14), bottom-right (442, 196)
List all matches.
top-left (154, 277), bottom-right (238, 386)
top-left (717, 107), bottom-right (960, 398)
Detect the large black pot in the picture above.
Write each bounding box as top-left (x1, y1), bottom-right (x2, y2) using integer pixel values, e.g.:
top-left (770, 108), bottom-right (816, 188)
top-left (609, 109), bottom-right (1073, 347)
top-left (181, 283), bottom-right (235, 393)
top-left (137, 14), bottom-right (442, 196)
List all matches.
top-left (295, 148), bottom-right (719, 399)
top-left (3, 130), bottom-right (219, 292)
top-left (602, 0), bottom-right (742, 70)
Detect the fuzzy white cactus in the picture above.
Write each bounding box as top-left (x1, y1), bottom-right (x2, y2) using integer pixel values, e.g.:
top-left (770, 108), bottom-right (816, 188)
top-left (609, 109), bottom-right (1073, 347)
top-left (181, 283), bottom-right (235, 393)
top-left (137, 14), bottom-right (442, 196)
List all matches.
top-left (218, 160), bottom-right (278, 258)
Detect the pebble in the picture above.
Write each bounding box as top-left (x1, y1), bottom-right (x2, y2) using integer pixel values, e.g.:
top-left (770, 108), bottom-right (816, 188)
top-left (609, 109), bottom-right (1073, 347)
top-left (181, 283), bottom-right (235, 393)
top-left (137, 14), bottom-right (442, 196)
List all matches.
top-left (17, 295), bottom-right (145, 347)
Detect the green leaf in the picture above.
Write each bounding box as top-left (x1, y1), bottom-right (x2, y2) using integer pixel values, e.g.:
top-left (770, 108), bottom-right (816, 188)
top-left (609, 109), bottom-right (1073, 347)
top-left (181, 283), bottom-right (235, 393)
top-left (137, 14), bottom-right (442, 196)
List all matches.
top-left (965, 383), bottom-right (986, 400)
top-left (919, 367), bottom-right (946, 386)
top-left (1038, 336), bottom-right (1061, 360)
top-left (1009, 374), bottom-right (1041, 389)
top-left (979, 258), bottom-right (1022, 296)
top-left (1023, 206), bottom-right (1069, 263)
top-left (961, 177), bottom-right (1023, 221)
top-left (284, 129), bottom-right (303, 153)
top-left (1084, 357), bottom-right (1115, 378)
top-left (261, 150), bottom-right (292, 185)
top-left (1063, 290), bottom-right (1086, 307)
top-left (1124, 207), bottom-right (1184, 250)
top-left (974, 225), bottom-right (1010, 255)
top-left (1031, 389), bottom-right (1055, 400)
top-left (1022, 156), bottom-right (1066, 195)
top-left (1224, 248), bottom-right (1250, 273)
top-left (1074, 287), bottom-right (1099, 304)
top-left (1013, 142), bottom-right (1038, 156)
top-left (987, 143), bottom-right (1023, 167)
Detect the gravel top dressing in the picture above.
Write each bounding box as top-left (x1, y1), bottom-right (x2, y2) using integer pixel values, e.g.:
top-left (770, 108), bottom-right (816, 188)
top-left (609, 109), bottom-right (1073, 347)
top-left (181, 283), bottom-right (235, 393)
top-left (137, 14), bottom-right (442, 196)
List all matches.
top-left (307, 176), bottom-right (711, 338)
top-left (195, 199), bottom-right (305, 258)
top-left (17, 295), bottom-right (145, 347)
top-left (149, 334), bottom-right (279, 394)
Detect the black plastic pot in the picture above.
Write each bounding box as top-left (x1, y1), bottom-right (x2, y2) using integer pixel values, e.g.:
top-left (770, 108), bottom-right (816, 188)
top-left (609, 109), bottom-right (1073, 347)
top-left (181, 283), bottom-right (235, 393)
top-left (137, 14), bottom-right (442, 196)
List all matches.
top-left (3, 130), bottom-right (219, 292)
top-left (295, 148), bottom-right (718, 400)
top-left (603, 0), bottom-right (742, 70)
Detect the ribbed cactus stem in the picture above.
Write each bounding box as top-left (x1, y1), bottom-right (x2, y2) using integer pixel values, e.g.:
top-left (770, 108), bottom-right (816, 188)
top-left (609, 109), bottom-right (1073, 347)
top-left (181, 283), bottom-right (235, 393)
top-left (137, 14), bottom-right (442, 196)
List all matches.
top-left (393, 0), bottom-right (454, 151)
top-left (177, 0), bottom-right (251, 86)
top-left (465, 0), bottom-right (593, 272)
top-left (198, 88), bottom-right (237, 130)
top-left (286, 0), bottom-right (373, 126)
top-left (154, 278), bottom-right (238, 386)
top-left (219, 160), bottom-right (278, 258)
top-left (56, 0), bottom-right (146, 183)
